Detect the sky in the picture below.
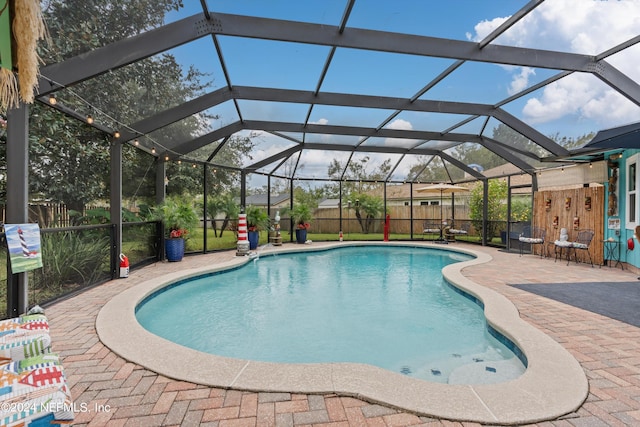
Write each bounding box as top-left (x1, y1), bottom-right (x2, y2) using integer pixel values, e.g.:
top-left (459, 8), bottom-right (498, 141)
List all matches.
top-left (162, 0), bottom-right (640, 183)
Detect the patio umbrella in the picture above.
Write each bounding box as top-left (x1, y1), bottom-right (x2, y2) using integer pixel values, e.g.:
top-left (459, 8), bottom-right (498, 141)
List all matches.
top-left (583, 121), bottom-right (640, 149)
top-left (416, 183), bottom-right (469, 242)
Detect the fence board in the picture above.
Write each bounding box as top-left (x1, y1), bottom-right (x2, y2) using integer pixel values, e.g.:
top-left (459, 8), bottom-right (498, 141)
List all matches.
top-left (534, 187), bottom-right (604, 264)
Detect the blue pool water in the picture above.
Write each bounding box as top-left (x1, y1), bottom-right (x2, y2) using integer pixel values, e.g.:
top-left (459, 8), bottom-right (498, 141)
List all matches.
top-left (136, 245), bottom-right (526, 383)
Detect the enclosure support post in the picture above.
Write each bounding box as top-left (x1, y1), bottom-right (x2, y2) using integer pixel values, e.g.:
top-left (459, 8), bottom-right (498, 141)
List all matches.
top-left (110, 138), bottom-right (123, 279)
top-left (267, 175), bottom-right (271, 218)
top-left (156, 160), bottom-right (166, 260)
top-left (240, 171), bottom-right (246, 211)
top-left (203, 164), bottom-right (208, 254)
top-left (506, 176), bottom-right (513, 252)
top-left (482, 179), bottom-right (489, 246)
top-left (6, 102), bottom-right (29, 316)
top-left (339, 181), bottom-right (343, 235)
top-left (409, 182), bottom-right (414, 240)
top-left (289, 178), bottom-right (294, 242)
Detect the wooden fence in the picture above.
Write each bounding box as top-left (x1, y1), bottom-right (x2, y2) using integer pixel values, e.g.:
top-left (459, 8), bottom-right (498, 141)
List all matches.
top-left (0, 203), bottom-right (103, 228)
top-left (311, 205), bottom-right (471, 235)
top-left (534, 186), bottom-right (604, 264)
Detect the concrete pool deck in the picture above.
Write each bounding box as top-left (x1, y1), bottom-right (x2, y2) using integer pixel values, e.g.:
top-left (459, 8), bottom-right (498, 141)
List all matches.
top-left (46, 241), bottom-right (640, 426)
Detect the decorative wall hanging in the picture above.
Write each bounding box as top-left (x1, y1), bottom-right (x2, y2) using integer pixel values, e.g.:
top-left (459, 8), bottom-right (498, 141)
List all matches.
top-left (573, 216), bottom-right (579, 230)
top-left (545, 198), bottom-right (551, 211)
top-left (0, 0), bottom-right (48, 111)
top-left (565, 197), bottom-right (571, 210)
top-left (608, 192), bottom-right (617, 216)
top-left (584, 196), bottom-right (592, 211)
top-left (553, 215), bottom-right (559, 228)
top-left (608, 163), bottom-right (619, 216)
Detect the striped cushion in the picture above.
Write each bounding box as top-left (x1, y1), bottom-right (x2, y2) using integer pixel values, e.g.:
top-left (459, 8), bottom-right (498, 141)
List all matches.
top-left (0, 354), bottom-right (74, 426)
top-left (519, 237), bottom-right (543, 244)
top-left (448, 228), bottom-right (468, 235)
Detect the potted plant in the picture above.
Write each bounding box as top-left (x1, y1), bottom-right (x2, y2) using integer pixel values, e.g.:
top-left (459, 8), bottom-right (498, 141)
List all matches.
top-left (288, 203), bottom-right (313, 244)
top-left (154, 197), bottom-right (199, 262)
top-left (245, 205), bottom-right (270, 250)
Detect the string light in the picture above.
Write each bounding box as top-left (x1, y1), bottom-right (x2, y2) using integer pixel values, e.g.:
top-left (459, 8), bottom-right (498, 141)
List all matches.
top-left (164, 155), bottom-right (169, 161)
top-left (43, 77), bottom-right (203, 166)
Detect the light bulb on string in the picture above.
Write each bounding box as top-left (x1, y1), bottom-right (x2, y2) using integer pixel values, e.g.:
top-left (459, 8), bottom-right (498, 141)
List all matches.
top-left (86, 114), bottom-right (94, 124)
top-left (151, 146), bottom-right (156, 154)
top-left (113, 131), bottom-right (120, 139)
top-left (48, 94), bottom-right (57, 105)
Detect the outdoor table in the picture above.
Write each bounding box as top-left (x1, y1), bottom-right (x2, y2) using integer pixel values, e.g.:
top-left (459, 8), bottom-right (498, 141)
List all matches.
top-left (602, 239), bottom-right (623, 269)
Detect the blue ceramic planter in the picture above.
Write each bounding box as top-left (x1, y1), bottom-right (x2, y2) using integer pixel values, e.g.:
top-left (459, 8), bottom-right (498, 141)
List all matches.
top-left (248, 231), bottom-right (259, 249)
top-left (165, 238), bottom-right (185, 262)
top-left (295, 229), bottom-right (307, 244)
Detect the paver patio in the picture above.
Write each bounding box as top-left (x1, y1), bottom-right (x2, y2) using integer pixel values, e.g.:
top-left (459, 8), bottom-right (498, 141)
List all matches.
top-left (45, 242), bottom-right (640, 426)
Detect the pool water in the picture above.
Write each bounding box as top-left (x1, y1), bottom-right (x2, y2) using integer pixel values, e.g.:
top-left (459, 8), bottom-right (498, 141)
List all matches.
top-left (136, 246), bottom-right (525, 383)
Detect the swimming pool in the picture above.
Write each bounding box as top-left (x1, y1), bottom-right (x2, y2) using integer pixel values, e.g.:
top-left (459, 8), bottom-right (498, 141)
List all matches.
top-left (96, 242), bottom-right (588, 424)
top-left (136, 245), bottom-right (525, 384)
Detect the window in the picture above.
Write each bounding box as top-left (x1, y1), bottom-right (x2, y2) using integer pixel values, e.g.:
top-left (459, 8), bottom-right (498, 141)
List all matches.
top-left (626, 155), bottom-right (638, 228)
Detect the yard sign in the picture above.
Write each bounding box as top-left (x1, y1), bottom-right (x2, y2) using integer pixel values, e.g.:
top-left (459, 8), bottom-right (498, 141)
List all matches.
top-left (5, 223), bottom-right (43, 273)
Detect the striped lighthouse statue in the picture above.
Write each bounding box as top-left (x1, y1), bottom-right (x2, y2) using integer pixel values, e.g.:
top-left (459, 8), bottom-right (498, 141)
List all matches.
top-left (236, 212), bottom-right (250, 256)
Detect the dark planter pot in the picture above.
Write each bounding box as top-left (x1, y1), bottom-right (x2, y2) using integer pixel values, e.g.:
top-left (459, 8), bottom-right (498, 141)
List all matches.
top-left (165, 238), bottom-right (185, 262)
top-left (295, 228), bottom-right (307, 244)
top-left (248, 230), bottom-right (259, 250)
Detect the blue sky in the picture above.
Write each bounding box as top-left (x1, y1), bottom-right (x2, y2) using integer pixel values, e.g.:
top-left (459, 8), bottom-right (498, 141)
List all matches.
top-left (161, 1), bottom-right (640, 181)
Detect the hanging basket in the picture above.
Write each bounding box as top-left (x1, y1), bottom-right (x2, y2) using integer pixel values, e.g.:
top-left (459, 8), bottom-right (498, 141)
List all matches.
top-left (165, 238), bottom-right (185, 262)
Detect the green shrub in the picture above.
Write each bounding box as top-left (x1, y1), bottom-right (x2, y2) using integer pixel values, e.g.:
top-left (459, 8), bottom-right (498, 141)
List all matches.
top-left (35, 231), bottom-right (110, 293)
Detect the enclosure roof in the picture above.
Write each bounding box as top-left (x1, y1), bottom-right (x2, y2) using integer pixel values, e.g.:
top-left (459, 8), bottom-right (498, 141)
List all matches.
top-left (37, 1), bottom-right (640, 185)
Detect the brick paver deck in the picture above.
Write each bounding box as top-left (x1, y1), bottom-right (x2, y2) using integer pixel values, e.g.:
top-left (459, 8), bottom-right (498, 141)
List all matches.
top-left (45, 243), bottom-right (640, 426)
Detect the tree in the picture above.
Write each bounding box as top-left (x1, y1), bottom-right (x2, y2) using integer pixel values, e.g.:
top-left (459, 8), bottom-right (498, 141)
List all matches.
top-left (204, 193), bottom-right (239, 238)
top-left (327, 156), bottom-right (391, 194)
top-left (7, 1), bottom-right (255, 224)
top-left (347, 192), bottom-right (384, 234)
top-left (469, 179), bottom-right (508, 240)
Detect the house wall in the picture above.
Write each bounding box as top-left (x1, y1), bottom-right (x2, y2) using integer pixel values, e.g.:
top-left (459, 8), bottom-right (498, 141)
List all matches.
top-left (611, 150), bottom-right (640, 270)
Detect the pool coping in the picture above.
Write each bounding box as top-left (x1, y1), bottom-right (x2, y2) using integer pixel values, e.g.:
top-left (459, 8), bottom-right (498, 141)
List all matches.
top-left (96, 242), bottom-right (588, 425)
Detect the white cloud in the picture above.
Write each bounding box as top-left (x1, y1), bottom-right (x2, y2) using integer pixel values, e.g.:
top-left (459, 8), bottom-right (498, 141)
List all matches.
top-left (508, 67), bottom-right (535, 96)
top-left (385, 118), bottom-right (413, 130)
top-left (383, 119), bottom-right (419, 147)
top-left (309, 118), bottom-right (329, 125)
top-left (466, 17), bottom-right (510, 42)
top-left (467, 0), bottom-right (640, 128)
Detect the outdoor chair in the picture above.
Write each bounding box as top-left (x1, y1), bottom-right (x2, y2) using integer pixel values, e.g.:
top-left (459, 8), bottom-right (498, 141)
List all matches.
top-left (567, 229), bottom-right (595, 267)
top-left (554, 228), bottom-right (572, 263)
top-left (445, 222), bottom-right (470, 242)
top-left (422, 221), bottom-right (442, 241)
top-left (518, 226), bottom-right (546, 257)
